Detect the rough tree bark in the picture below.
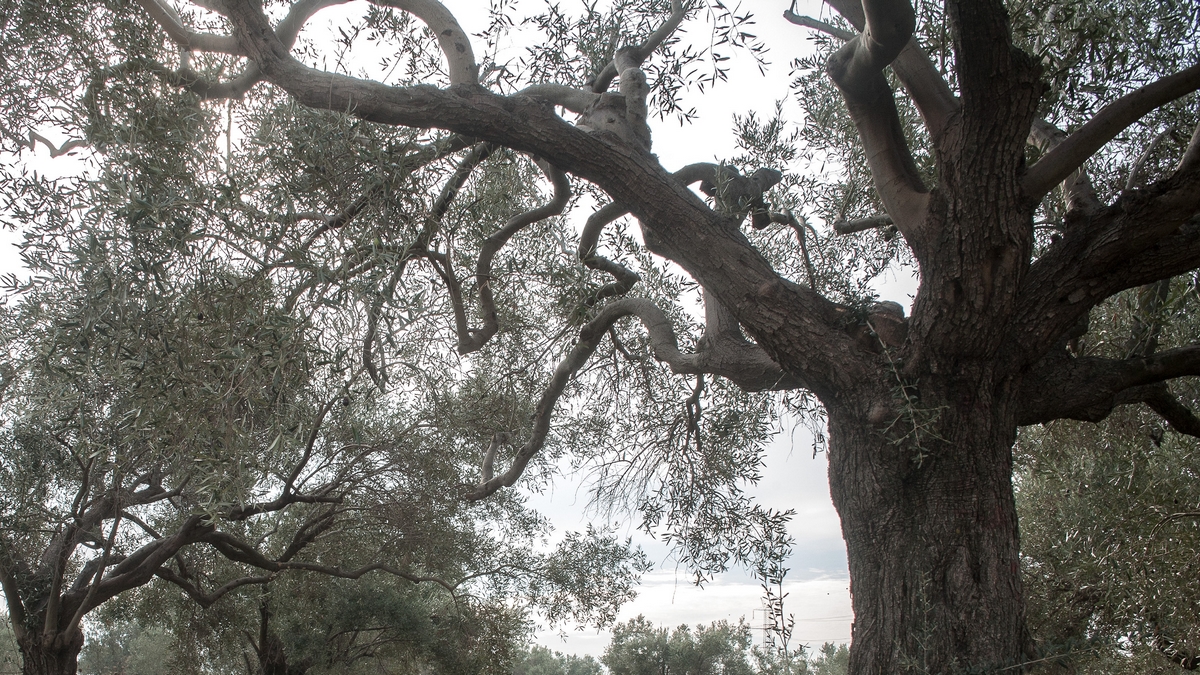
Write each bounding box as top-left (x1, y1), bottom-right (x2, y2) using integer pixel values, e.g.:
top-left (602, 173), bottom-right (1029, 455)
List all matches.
top-left (15, 632), bottom-right (84, 675)
top-left (104, 0), bottom-right (1200, 672)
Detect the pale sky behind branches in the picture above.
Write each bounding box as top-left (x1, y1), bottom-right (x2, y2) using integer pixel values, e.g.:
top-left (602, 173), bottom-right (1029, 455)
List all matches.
top-left (0, 0), bottom-right (926, 660)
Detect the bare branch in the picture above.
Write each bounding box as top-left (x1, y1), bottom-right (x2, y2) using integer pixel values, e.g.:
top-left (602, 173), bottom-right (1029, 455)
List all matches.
top-left (18, 131), bottom-right (87, 158)
top-left (517, 84), bottom-right (599, 114)
top-left (589, 0), bottom-right (686, 93)
top-left (834, 214), bottom-right (894, 235)
top-left (1027, 119), bottom-right (1103, 213)
top-left (133, 0), bottom-right (241, 53)
top-left (279, 560), bottom-right (458, 593)
top-left (783, 7), bottom-right (854, 41)
top-left (674, 162), bottom-right (782, 228)
top-left (1014, 200), bottom-right (1200, 364)
top-left (1024, 64), bottom-right (1200, 201)
top-left (200, 529), bottom-right (460, 593)
top-left (155, 566), bottom-right (273, 608)
top-left (370, 0), bottom-right (478, 85)
top-left (361, 142), bottom-right (494, 386)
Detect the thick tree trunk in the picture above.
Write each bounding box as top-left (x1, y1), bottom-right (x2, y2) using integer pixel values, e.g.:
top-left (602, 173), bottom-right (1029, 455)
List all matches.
top-left (827, 373), bottom-right (1034, 674)
top-left (17, 630), bottom-right (83, 675)
top-left (259, 633), bottom-right (310, 675)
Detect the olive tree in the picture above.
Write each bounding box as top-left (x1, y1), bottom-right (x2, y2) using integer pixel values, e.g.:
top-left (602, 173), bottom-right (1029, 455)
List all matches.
top-left (4, 0), bottom-right (1200, 673)
top-left (0, 81), bottom-right (646, 674)
top-left (1015, 276), bottom-right (1200, 672)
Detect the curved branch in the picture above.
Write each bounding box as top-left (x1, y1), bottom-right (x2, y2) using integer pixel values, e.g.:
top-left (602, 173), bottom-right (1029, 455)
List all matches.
top-left (1017, 345), bottom-right (1200, 426)
top-left (466, 297), bottom-right (802, 501)
top-left (63, 516), bottom-right (213, 619)
top-left (822, 0), bottom-right (928, 237)
top-left (517, 84), bottom-right (599, 114)
top-left (577, 163), bottom-right (783, 304)
top-left (579, 202), bottom-right (639, 305)
top-left (371, 0), bottom-right (478, 85)
top-left (297, 134), bottom-right (475, 250)
top-left (589, 0), bottom-right (686, 93)
top-left (200, 528), bottom-right (461, 594)
top-left (1140, 384), bottom-right (1200, 439)
top-left (278, 561), bottom-right (458, 593)
top-left (1024, 64), bottom-right (1200, 202)
top-left (155, 567), bottom-right (273, 609)
top-left (277, 0), bottom-right (354, 45)
top-left (453, 161), bottom-right (571, 354)
top-left (133, 0), bottom-right (242, 53)
top-left (221, 0), bottom-right (865, 397)
top-left (18, 131), bottom-right (87, 158)
top-left (362, 142), bottom-right (494, 385)
top-left (812, 0), bottom-right (959, 145)
top-left (768, 211), bottom-right (818, 287)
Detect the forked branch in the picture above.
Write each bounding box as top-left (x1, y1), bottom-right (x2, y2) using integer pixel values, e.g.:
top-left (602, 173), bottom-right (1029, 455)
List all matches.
top-left (802, 0), bottom-right (959, 143)
top-left (437, 160), bottom-right (571, 355)
top-left (1018, 344), bottom-right (1200, 426)
top-left (820, 0), bottom-right (929, 238)
top-left (1025, 64), bottom-right (1200, 201)
top-left (589, 0), bottom-right (686, 93)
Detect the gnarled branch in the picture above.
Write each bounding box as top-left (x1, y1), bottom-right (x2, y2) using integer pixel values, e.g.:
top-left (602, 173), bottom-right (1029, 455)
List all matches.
top-left (817, 0), bottom-right (959, 144)
top-left (133, 0), bottom-right (242, 54)
top-left (1017, 345), bottom-right (1200, 426)
top-left (438, 160), bottom-right (571, 355)
top-left (589, 0), bottom-right (686, 93)
top-left (821, 0), bottom-right (929, 237)
top-left (579, 201), bottom-right (639, 305)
